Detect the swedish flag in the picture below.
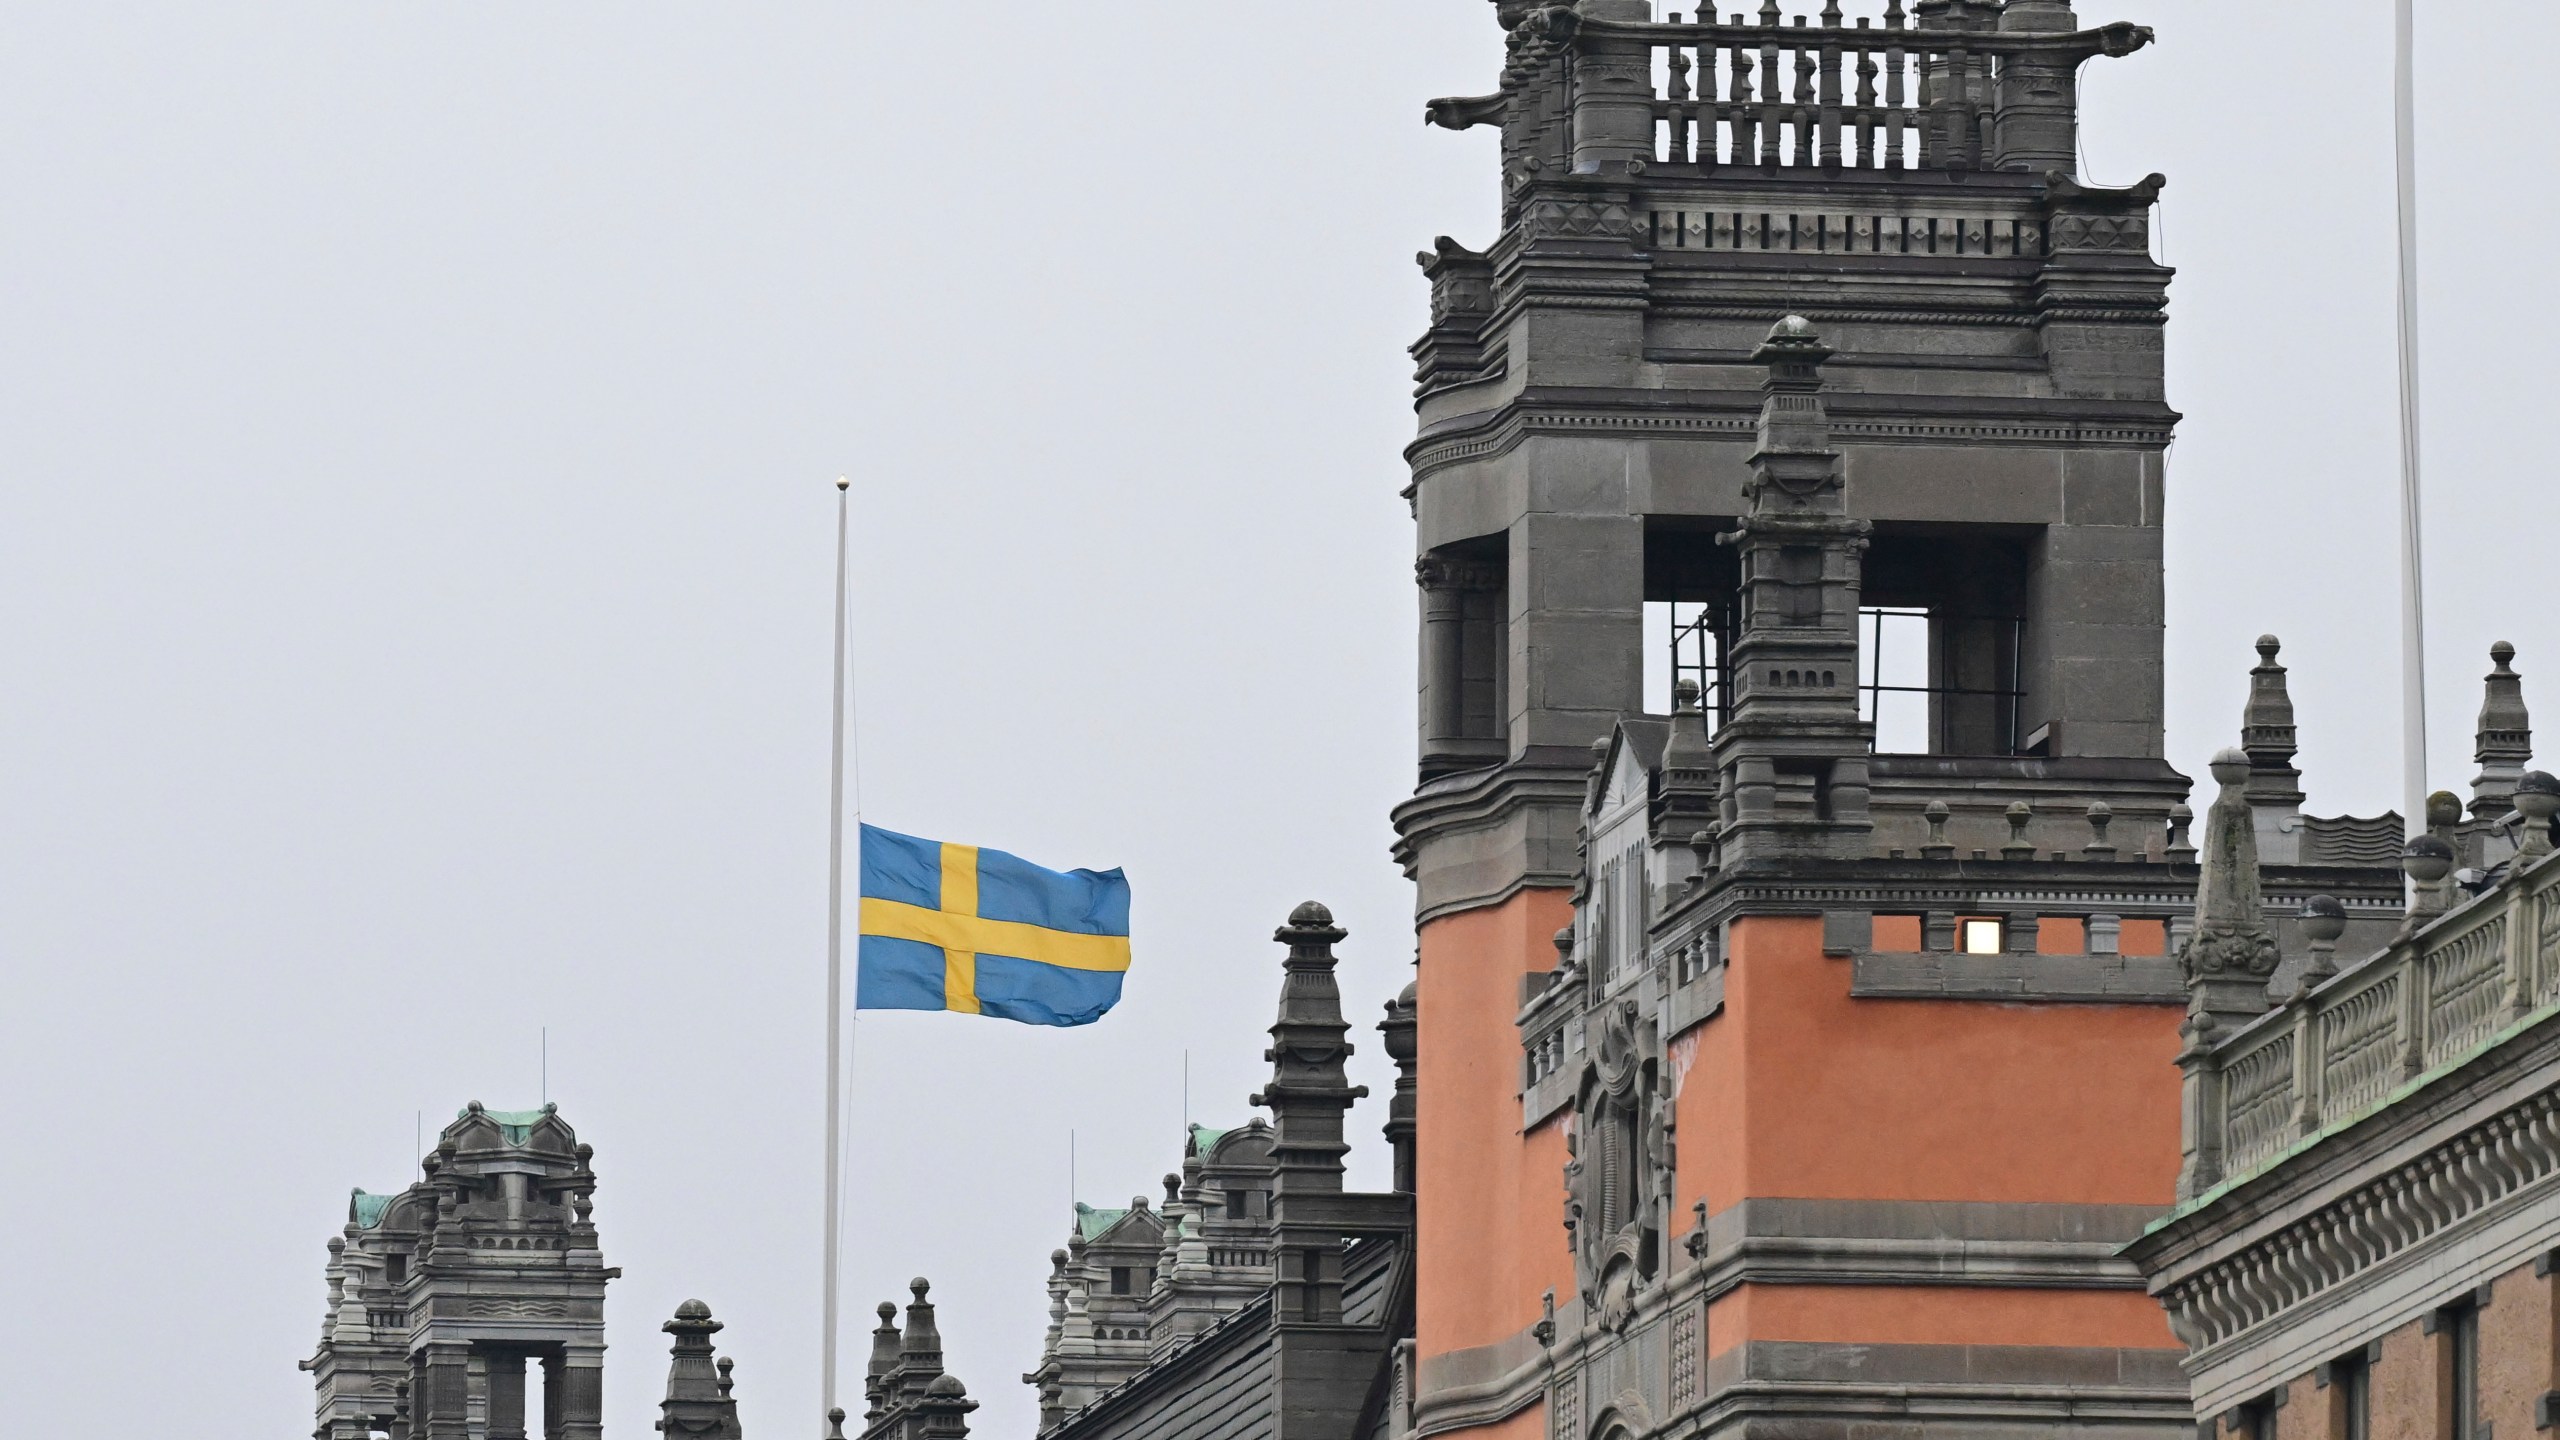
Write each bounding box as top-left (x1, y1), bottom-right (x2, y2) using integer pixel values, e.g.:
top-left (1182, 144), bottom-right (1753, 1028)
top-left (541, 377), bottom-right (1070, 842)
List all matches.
top-left (855, 824), bottom-right (1132, 1027)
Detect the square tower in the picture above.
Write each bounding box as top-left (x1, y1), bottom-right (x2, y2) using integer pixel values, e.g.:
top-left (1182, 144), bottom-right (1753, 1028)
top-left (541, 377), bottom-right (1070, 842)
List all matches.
top-left (1384, 8), bottom-right (2343, 1440)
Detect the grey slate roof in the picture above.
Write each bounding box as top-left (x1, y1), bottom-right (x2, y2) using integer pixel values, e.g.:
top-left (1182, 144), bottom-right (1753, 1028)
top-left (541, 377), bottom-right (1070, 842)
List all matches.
top-left (1048, 1235), bottom-right (1407, 1440)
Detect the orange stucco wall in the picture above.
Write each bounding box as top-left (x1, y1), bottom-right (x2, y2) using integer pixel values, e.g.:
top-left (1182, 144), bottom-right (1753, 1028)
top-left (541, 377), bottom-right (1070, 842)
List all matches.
top-left (1415, 888), bottom-right (1578, 1360)
top-left (1706, 1283), bottom-right (2175, 1357)
top-left (1675, 913), bottom-right (2181, 1220)
top-left (1867, 913), bottom-right (2161, 955)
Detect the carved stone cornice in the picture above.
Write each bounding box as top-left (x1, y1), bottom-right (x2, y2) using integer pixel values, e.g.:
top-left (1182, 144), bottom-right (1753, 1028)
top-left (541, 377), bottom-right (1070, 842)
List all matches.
top-left (1413, 556), bottom-right (1503, 594)
top-left (1393, 755), bottom-right (1591, 922)
top-left (1405, 388), bottom-right (2181, 487)
top-left (2127, 1005), bottom-right (2560, 1419)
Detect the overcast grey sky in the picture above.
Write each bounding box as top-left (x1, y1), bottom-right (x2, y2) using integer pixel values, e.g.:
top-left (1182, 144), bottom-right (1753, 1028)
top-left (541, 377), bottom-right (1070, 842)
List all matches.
top-left (4, 3), bottom-right (2556, 1435)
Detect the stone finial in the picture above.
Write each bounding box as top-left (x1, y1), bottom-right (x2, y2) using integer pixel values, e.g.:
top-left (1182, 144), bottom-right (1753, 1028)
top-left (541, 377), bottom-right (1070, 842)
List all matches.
top-left (655, 1300), bottom-right (741, 1440)
top-left (899, 1277), bottom-right (944, 1391)
top-left (2403, 834), bottom-right (2457, 926)
top-left (1660, 683), bottom-right (1720, 853)
top-left (2471, 642), bottom-right (2534, 821)
top-left (2515, 770), bottom-right (2560, 860)
top-left (2178, 747), bottom-right (2280, 1029)
top-left (1381, 982), bottom-right (1420, 1194)
top-left (1663, 678), bottom-right (1715, 768)
top-left (2426, 790), bottom-right (2464, 837)
top-left (864, 1301), bottom-right (900, 1416)
top-left (1686, 829), bottom-right (1718, 878)
top-left (2241, 637), bottom-right (2299, 770)
top-left (2240, 635), bottom-right (2306, 861)
top-left (2291, 895), bottom-right (2348, 1000)
top-left (1920, 800), bottom-right (1954, 860)
top-left (2083, 801), bottom-right (2116, 860)
top-left (715, 1357), bottom-right (733, 1400)
top-left (1252, 903), bottom-right (1367, 1200)
top-left (1254, 902), bottom-right (1369, 1326)
top-left (2001, 801), bottom-right (2035, 860)
top-left (826, 1409), bottom-right (848, 1440)
top-left (2165, 803), bottom-right (2197, 864)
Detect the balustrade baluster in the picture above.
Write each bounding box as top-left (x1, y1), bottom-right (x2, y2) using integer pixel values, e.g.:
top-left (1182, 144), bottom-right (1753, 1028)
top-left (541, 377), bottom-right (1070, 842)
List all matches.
top-left (1884, 0), bottom-right (1907, 29)
top-left (1883, 36), bottom-right (1909, 169)
top-left (1793, 24), bottom-right (1816, 167)
top-left (1853, 29), bottom-right (1878, 169)
top-left (1665, 31), bottom-right (1694, 166)
top-left (1944, 45), bottom-right (1976, 170)
top-left (1731, 40), bottom-right (1757, 169)
top-left (1817, 22), bottom-right (1843, 169)
top-left (1971, 50), bottom-right (1994, 169)
top-left (1758, 30), bottom-right (1782, 167)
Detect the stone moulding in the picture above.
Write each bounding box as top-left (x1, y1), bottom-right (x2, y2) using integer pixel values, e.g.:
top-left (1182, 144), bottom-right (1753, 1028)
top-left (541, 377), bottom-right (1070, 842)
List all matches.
top-left (1404, 394), bottom-right (2179, 484)
top-left (1416, 1197), bottom-right (2171, 1440)
top-left (2131, 1018), bottom-right (2560, 1418)
top-left (2191, 847), bottom-right (2560, 1194)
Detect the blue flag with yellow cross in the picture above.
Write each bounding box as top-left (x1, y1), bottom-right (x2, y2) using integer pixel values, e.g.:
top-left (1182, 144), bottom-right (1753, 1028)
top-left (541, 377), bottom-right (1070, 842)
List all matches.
top-left (855, 824), bottom-right (1131, 1027)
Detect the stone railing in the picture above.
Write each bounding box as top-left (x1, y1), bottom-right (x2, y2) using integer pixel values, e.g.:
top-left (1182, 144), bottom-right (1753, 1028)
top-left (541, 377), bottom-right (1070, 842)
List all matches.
top-left (2193, 847), bottom-right (2560, 1191)
top-left (1567, 4), bottom-right (2153, 178)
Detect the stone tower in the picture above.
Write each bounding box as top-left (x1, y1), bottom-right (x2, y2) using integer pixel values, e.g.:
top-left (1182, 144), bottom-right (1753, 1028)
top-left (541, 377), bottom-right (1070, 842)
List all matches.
top-left (306, 1103), bottom-right (613, 1440)
top-left (1393, 5), bottom-right (2404, 1440)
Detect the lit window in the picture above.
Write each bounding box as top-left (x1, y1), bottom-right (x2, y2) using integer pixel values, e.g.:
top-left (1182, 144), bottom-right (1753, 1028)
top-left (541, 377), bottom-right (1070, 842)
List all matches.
top-left (1961, 919), bottom-right (2002, 954)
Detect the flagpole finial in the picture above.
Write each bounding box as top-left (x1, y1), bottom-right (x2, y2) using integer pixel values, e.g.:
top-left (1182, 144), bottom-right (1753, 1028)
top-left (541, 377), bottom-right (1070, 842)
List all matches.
top-left (837, 474), bottom-right (851, 491)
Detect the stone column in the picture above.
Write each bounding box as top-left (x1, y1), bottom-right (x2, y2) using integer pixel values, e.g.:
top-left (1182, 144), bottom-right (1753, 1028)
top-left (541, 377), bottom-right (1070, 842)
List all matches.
top-left (485, 1348), bottom-right (528, 1440)
top-left (539, 1353), bottom-right (564, 1440)
top-left (1568, 1), bottom-right (1657, 175)
top-left (1993, 1), bottom-right (2079, 173)
top-left (420, 1343), bottom-right (472, 1440)
top-left (553, 1346), bottom-right (604, 1440)
top-left (1418, 560), bottom-right (1468, 754)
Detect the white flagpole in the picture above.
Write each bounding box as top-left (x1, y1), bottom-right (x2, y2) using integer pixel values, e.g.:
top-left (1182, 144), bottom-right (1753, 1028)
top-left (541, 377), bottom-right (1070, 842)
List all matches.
top-left (2394, 0), bottom-right (2429, 834)
top-left (822, 474), bottom-right (852, 1430)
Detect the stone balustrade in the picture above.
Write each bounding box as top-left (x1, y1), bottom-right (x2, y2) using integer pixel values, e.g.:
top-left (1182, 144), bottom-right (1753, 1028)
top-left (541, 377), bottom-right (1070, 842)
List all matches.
top-left (1563, 2), bottom-right (2153, 178)
top-left (2190, 845), bottom-right (2560, 1195)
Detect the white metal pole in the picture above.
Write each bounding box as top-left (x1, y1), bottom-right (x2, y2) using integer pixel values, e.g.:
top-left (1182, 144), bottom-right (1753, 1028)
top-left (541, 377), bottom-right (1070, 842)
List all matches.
top-left (822, 475), bottom-right (851, 1430)
top-left (2394, 0), bottom-right (2429, 834)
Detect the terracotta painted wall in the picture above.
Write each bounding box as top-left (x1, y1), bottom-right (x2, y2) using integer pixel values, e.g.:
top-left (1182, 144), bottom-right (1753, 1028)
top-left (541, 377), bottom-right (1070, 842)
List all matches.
top-left (1676, 914), bottom-right (2182, 1223)
top-left (1415, 888), bottom-right (1577, 1359)
top-left (1868, 914), bottom-right (2164, 955)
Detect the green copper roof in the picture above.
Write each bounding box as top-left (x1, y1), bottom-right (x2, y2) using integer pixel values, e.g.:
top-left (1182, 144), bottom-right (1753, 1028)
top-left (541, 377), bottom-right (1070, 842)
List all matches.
top-left (459, 1106), bottom-right (552, 1146)
top-left (1073, 1202), bottom-right (1128, 1240)
top-left (1187, 1123), bottom-right (1231, 1156)
top-left (351, 1190), bottom-right (394, 1230)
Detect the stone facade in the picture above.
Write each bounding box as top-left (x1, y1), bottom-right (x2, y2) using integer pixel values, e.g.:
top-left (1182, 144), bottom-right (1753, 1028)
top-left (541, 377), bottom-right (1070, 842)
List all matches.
top-left (1024, 905), bottom-right (1418, 1440)
top-left (306, 1103), bottom-right (616, 1440)
top-left (2126, 658), bottom-right (2560, 1439)
top-left (1396, 5), bottom-right (2410, 1440)
top-left (305, 1107), bottom-right (872, 1440)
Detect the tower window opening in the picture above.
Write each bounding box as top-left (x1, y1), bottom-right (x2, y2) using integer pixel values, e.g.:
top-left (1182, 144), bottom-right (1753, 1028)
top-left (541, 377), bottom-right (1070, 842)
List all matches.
top-left (1111, 1266), bottom-right (1134, 1296)
top-left (1859, 606), bottom-right (2025, 755)
top-left (1960, 919), bottom-right (2002, 955)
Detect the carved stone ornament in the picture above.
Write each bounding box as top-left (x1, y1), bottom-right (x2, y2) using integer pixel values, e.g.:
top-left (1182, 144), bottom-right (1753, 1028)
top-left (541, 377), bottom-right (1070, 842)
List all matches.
top-left (1565, 1001), bottom-right (1664, 1325)
top-left (1521, 198), bottom-right (1637, 243)
top-left (2179, 748), bottom-right (2280, 984)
